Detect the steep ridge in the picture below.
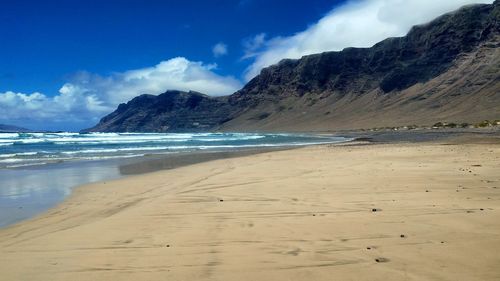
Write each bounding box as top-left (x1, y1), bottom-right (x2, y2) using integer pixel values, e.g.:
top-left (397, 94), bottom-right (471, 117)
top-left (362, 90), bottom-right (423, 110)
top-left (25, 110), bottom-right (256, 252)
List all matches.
top-left (85, 1), bottom-right (499, 133)
top-left (87, 90), bottom-right (233, 132)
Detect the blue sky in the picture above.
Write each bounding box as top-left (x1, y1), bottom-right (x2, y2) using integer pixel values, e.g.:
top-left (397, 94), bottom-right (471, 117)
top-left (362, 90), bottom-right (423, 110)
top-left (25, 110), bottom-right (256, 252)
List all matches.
top-left (0, 0), bottom-right (342, 95)
top-left (0, 0), bottom-right (492, 131)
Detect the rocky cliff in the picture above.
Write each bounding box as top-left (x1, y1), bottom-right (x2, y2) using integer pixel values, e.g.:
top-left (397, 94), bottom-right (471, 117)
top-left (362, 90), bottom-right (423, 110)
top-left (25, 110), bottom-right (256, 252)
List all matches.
top-left (86, 90), bottom-right (234, 132)
top-left (85, 1), bottom-right (500, 132)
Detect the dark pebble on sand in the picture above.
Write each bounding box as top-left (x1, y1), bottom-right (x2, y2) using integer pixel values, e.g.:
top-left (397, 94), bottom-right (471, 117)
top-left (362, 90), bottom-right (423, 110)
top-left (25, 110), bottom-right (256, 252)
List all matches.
top-left (166, 244), bottom-right (170, 247)
top-left (400, 234), bottom-right (405, 238)
top-left (366, 247), bottom-right (371, 250)
top-left (219, 199), bottom-right (224, 202)
top-left (480, 208), bottom-right (484, 211)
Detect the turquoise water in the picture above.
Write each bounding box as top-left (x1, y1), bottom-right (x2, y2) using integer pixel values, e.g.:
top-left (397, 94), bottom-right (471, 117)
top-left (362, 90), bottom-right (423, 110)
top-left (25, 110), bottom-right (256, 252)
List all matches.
top-left (0, 132), bottom-right (349, 227)
top-left (0, 132), bottom-right (346, 168)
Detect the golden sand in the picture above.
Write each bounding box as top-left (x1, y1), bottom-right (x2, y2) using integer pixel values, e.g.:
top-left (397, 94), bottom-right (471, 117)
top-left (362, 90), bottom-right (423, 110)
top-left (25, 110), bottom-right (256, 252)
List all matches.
top-left (1, 142), bottom-right (499, 280)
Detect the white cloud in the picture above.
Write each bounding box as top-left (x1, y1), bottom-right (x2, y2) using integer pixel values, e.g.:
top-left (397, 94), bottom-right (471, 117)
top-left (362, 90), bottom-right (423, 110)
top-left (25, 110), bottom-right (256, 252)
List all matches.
top-left (0, 90), bottom-right (112, 130)
top-left (0, 57), bottom-right (243, 130)
top-left (99, 57), bottom-right (241, 103)
top-left (242, 33), bottom-right (266, 59)
top-left (212, 42), bottom-right (228, 57)
top-left (244, 0), bottom-right (494, 81)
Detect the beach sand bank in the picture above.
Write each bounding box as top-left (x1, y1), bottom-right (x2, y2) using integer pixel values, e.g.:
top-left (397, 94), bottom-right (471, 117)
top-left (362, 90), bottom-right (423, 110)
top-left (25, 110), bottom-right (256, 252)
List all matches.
top-left (1, 139), bottom-right (499, 280)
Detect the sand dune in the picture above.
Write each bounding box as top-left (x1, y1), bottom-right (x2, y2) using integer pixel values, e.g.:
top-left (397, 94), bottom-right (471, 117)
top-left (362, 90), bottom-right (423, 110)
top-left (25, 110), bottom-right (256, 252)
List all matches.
top-left (1, 141), bottom-right (500, 280)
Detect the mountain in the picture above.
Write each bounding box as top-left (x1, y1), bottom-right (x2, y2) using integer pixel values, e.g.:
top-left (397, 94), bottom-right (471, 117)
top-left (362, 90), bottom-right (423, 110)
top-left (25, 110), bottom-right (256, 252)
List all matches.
top-left (0, 124), bottom-right (32, 133)
top-left (85, 1), bottom-right (500, 133)
top-left (87, 90), bottom-right (233, 132)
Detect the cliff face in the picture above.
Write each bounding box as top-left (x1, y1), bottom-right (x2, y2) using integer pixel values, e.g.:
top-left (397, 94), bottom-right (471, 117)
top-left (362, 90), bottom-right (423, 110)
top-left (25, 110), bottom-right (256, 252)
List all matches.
top-left (87, 91), bottom-right (234, 132)
top-left (85, 1), bottom-right (500, 133)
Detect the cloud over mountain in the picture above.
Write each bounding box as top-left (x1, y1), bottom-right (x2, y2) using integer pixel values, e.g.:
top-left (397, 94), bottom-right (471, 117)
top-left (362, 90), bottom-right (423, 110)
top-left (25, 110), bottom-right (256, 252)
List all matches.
top-left (244, 0), bottom-right (494, 80)
top-left (0, 57), bottom-right (242, 130)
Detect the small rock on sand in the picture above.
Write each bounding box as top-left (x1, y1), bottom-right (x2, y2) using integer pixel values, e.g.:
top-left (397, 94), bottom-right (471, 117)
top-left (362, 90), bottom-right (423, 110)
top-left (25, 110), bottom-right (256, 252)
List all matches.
top-left (375, 257), bottom-right (389, 263)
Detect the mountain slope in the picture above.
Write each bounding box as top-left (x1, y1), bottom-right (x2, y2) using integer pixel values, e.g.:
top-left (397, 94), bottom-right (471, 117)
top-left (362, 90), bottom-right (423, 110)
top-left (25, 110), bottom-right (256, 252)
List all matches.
top-left (0, 124), bottom-right (32, 133)
top-left (87, 90), bottom-right (234, 132)
top-left (86, 1), bottom-right (500, 133)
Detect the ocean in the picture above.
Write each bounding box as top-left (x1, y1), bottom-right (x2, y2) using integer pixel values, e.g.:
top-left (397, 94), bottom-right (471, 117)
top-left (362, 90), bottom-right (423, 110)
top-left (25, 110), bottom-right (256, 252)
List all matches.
top-left (0, 132), bottom-right (349, 168)
top-left (0, 132), bottom-right (349, 227)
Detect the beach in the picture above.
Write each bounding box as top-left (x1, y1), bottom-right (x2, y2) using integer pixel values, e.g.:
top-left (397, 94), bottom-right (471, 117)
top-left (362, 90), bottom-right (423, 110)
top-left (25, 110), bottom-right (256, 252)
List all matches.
top-left (0, 132), bottom-right (346, 227)
top-left (1, 136), bottom-right (500, 280)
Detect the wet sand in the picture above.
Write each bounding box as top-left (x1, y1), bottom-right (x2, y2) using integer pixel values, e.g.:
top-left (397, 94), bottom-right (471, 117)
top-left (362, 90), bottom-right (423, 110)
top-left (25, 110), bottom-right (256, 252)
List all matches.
top-left (0, 147), bottom-right (298, 228)
top-left (1, 139), bottom-right (500, 280)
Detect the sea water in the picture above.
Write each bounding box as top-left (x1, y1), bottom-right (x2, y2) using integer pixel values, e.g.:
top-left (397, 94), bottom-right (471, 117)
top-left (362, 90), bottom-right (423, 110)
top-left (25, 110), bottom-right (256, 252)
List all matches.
top-left (0, 132), bottom-right (349, 227)
top-left (0, 132), bottom-right (348, 168)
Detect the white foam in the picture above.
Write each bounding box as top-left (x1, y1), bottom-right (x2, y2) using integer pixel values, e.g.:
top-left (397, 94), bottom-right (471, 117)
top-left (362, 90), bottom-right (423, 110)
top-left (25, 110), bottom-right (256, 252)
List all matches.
top-left (0, 154), bottom-right (16, 158)
top-left (13, 139), bottom-right (46, 144)
top-left (0, 133), bottom-right (351, 169)
top-left (0, 158), bottom-right (31, 163)
top-left (0, 133), bottom-right (19, 139)
top-left (196, 136), bottom-right (265, 141)
top-left (16, 152), bottom-right (38, 156)
top-left (0, 132), bottom-right (274, 146)
top-left (6, 162), bottom-right (49, 168)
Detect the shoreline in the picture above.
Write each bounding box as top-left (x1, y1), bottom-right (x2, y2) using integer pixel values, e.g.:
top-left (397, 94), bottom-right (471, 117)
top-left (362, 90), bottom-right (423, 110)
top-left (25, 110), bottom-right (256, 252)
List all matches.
top-left (1, 130), bottom-right (499, 280)
top-left (0, 136), bottom-right (351, 229)
top-left (1, 127), bottom-right (498, 229)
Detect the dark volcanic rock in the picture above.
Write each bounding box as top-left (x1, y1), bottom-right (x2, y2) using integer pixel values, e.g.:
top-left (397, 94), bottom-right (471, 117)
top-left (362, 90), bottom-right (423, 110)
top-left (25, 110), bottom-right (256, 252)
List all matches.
top-left (85, 1), bottom-right (499, 132)
top-left (230, 1), bottom-right (498, 101)
top-left (85, 90), bottom-right (234, 132)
